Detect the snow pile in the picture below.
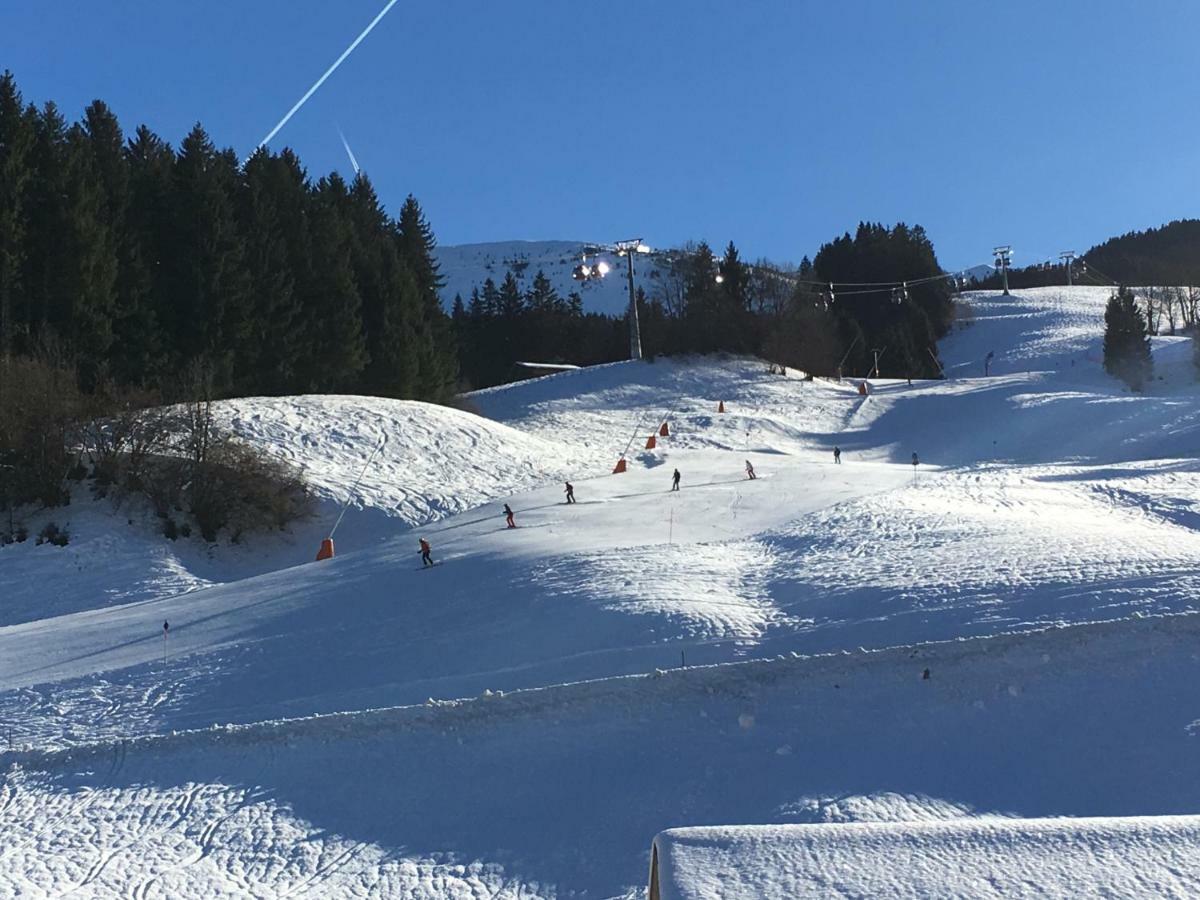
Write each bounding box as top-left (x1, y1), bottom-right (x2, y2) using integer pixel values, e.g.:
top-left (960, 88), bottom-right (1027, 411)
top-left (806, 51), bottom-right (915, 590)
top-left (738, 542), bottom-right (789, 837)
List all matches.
top-left (651, 817), bottom-right (1200, 899)
top-left (217, 393), bottom-right (588, 526)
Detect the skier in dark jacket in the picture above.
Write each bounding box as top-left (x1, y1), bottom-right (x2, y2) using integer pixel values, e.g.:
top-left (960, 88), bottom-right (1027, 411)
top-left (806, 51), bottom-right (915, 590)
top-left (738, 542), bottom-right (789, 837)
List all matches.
top-left (504, 503), bottom-right (516, 528)
top-left (419, 537), bottom-right (433, 567)
top-left (564, 482), bottom-right (575, 504)
top-left (833, 446), bottom-right (841, 464)
top-left (671, 469), bottom-right (681, 491)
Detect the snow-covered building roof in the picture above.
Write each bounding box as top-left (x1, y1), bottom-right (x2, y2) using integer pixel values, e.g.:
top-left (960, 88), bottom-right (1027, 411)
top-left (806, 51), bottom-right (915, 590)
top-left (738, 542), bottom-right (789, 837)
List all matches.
top-left (649, 817), bottom-right (1200, 899)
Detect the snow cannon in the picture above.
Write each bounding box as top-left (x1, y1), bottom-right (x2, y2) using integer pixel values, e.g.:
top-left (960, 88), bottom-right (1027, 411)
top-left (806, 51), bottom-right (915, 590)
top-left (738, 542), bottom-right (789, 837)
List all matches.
top-left (316, 538), bottom-right (335, 561)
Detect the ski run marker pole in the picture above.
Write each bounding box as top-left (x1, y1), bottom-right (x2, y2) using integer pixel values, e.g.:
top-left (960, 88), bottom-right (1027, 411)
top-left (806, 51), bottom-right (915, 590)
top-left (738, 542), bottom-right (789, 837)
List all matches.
top-left (329, 434), bottom-right (387, 540)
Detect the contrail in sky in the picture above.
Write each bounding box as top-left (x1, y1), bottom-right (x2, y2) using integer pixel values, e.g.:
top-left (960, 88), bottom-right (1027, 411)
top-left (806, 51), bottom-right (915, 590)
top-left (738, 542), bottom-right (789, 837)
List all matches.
top-left (338, 125), bottom-right (362, 175)
top-left (252, 0), bottom-right (401, 155)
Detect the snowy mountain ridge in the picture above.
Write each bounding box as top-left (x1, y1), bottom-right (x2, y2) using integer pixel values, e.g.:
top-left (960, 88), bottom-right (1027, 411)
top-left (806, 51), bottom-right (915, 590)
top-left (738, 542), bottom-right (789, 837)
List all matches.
top-left (436, 239), bottom-right (673, 315)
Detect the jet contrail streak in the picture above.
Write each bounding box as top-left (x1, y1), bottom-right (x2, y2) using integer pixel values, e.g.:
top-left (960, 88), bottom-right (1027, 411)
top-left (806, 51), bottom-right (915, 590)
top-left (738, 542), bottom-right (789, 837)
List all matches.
top-left (252, 0), bottom-right (401, 155)
top-left (337, 125), bottom-right (361, 175)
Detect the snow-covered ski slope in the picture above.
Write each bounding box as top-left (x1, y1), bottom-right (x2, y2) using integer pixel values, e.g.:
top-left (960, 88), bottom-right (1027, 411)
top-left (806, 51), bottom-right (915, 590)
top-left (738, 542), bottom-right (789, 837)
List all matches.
top-left (3, 286), bottom-right (1200, 896)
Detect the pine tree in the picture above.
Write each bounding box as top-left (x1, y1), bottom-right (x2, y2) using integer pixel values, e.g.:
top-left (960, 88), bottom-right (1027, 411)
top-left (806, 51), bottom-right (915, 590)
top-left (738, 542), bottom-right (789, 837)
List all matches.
top-left (1103, 287), bottom-right (1152, 390)
top-left (18, 100), bottom-right (68, 352)
top-left (347, 172), bottom-right (419, 397)
top-left (84, 100), bottom-right (160, 386)
top-left (22, 105), bottom-right (118, 385)
top-left (239, 149), bottom-right (307, 393)
top-left (525, 269), bottom-right (561, 313)
top-left (396, 194), bottom-right (456, 399)
top-left (122, 125), bottom-right (176, 384)
top-left (168, 124), bottom-right (250, 389)
top-left (0, 72), bottom-right (35, 359)
top-left (299, 174), bottom-right (368, 390)
top-left (61, 123), bottom-right (119, 386)
top-left (481, 278), bottom-right (500, 318)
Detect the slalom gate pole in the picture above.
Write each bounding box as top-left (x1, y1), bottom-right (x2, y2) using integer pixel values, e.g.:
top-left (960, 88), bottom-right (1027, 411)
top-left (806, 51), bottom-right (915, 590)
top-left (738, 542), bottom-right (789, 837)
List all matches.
top-left (328, 435), bottom-right (387, 541)
top-left (620, 409), bottom-right (650, 459)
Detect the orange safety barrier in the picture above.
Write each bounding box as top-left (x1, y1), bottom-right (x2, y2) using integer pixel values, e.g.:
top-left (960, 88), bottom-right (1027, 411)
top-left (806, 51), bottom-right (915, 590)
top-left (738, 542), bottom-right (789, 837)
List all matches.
top-left (659, 422), bottom-right (670, 437)
top-left (316, 538), bottom-right (335, 561)
top-left (718, 400), bottom-right (726, 413)
top-left (858, 381), bottom-right (868, 396)
top-left (613, 457), bottom-right (627, 474)
top-left (645, 434), bottom-right (657, 450)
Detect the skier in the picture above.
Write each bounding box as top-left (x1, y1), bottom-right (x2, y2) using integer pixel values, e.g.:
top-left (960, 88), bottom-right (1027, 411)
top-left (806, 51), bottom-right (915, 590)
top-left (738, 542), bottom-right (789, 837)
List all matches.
top-left (504, 503), bottom-right (516, 528)
top-left (419, 537), bottom-right (433, 567)
top-left (745, 459), bottom-right (756, 480)
top-left (564, 481), bottom-right (575, 504)
top-left (911, 451), bottom-right (919, 467)
top-left (671, 468), bottom-right (681, 492)
top-left (833, 446), bottom-right (841, 465)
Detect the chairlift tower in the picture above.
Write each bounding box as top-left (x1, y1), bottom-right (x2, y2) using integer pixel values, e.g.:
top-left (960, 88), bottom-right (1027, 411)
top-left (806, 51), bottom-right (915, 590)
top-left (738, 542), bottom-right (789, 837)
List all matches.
top-left (614, 239), bottom-right (651, 360)
top-left (575, 239), bottom-right (651, 360)
top-left (993, 246), bottom-right (1013, 296)
top-left (1059, 251), bottom-right (1077, 287)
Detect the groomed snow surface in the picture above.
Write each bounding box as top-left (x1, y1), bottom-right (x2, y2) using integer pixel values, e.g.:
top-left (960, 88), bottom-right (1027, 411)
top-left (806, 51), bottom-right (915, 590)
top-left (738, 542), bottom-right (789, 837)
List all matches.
top-left (2, 287), bottom-right (1200, 897)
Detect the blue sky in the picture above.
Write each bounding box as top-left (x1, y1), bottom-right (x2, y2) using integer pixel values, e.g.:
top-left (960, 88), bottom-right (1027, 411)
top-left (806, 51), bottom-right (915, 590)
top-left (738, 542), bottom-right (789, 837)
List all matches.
top-left (4, 1), bottom-right (1199, 269)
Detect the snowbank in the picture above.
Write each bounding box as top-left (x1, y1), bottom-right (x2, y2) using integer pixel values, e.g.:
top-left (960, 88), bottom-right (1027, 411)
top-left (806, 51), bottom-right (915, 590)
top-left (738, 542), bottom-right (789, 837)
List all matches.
top-left (651, 817), bottom-right (1200, 899)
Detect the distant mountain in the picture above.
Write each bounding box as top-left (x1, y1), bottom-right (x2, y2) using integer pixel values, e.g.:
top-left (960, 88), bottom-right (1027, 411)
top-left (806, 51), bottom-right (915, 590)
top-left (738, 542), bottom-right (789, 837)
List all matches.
top-left (961, 264), bottom-right (995, 284)
top-left (435, 240), bottom-right (674, 316)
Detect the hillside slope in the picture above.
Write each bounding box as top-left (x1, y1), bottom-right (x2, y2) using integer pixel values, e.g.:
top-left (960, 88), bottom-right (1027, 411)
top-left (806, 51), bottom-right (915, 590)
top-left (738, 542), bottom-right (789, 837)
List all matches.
top-left (3, 287), bottom-right (1200, 896)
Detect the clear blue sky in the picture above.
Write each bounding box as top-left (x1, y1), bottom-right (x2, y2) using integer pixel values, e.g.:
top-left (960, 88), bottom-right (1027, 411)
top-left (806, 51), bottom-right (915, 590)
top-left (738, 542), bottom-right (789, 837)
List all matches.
top-left (4, 1), bottom-right (1199, 269)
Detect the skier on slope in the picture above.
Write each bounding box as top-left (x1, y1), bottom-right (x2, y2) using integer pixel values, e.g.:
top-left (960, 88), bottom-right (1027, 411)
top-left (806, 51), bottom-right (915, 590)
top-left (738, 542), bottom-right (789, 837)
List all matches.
top-left (504, 503), bottom-right (516, 528)
top-left (833, 446), bottom-right (842, 464)
top-left (671, 468), bottom-right (681, 492)
top-left (419, 537), bottom-right (434, 567)
top-left (564, 481), bottom-right (576, 504)
top-left (911, 452), bottom-right (920, 469)
top-left (745, 459), bottom-right (756, 480)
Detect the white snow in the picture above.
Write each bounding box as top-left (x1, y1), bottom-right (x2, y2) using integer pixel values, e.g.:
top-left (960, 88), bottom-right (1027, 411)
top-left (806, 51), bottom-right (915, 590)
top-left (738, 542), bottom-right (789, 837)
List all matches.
top-left (3, 286), bottom-right (1200, 896)
top-left (652, 817), bottom-right (1200, 899)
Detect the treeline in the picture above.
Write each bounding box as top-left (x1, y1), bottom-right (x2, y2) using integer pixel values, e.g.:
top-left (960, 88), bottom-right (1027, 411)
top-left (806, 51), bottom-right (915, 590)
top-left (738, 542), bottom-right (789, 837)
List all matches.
top-left (456, 223), bottom-right (955, 387)
top-left (0, 71), bottom-right (455, 401)
top-left (451, 271), bottom-right (627, 388)
top-left (973, 219), bottom-right (1200, 293)
top-left (1087, 219), bottom-right (1200, 286)
top-left (637, 223), bottom-right (952, 379)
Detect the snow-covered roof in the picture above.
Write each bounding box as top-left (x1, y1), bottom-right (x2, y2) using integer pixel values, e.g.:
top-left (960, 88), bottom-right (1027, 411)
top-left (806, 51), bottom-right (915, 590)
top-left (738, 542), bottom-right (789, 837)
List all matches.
top-left (651, 817), bottom-right (1200, 899)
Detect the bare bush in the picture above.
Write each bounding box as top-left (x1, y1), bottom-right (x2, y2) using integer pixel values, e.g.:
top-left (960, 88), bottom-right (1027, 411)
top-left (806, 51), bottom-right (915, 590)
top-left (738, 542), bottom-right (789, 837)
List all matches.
top-left (0, 352), bottom-right (83, 511)
top-left (5, 354), bottom-right (312, 545)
